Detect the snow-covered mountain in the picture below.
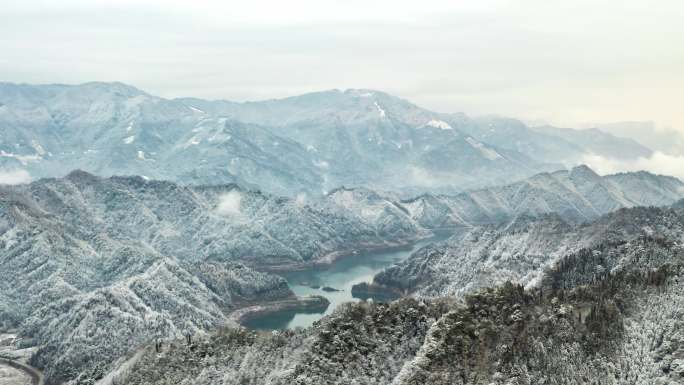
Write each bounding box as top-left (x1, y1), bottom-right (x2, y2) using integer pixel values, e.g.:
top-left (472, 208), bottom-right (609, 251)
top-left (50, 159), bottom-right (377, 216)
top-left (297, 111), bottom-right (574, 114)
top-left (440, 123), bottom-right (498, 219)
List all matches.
top-left (367, 202), bottom-right (684, 299)
top-left (3, 82), bottom-right (683, 385)
top-left (0, 171), bottom-right (424, 383)
top-left (112, 204), bottom-right (684, 385)
top-left (2, 165), bottom-right (679, 383)
top-left (0, 82), bottom-right (325, 196)
top-left (402, 165), bottom-right (684, 227)
top-left (178, 89), bottom-right (563, 195)
top-left (532, 124), bottom-right (653, 160)
top-left (310, 165), bottom-right (683, 236)
top-left (0, 82), bottom-right (654, 196)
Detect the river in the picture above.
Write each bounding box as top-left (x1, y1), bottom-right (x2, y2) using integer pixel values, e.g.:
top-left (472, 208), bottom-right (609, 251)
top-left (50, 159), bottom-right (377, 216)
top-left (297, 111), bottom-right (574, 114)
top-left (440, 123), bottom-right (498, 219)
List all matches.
top-left (243, 231), bottom-right (452, 330)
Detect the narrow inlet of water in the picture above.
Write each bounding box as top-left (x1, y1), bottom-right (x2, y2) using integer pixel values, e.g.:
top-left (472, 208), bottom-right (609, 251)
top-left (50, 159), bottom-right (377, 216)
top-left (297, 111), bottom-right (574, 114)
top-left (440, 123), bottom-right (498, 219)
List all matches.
top-left (244, 231), bottom-right (453, 330)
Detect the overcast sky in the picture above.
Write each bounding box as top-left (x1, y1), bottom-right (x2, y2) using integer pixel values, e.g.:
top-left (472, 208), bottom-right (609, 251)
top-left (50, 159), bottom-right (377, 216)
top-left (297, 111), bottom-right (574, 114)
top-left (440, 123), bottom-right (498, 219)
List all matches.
top-left (2, 0), bottom-right (683, 132)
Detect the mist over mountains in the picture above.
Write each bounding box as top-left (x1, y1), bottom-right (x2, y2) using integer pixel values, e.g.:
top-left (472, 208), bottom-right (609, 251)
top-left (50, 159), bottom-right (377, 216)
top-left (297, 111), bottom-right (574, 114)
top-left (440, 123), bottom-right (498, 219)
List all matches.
top-left (0, 82), bottom-right (660, 196)
top-left (113, 203), bottom-right (684, 385)
top-left (1, 81), bottom-right (684, 385)
top-left (1, 163), bottom-right (682, 383)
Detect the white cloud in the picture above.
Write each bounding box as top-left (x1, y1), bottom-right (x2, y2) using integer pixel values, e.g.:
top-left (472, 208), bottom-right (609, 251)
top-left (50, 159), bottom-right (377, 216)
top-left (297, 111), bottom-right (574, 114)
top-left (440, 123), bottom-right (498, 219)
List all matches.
top-left (408, 166), bottom-right (441, 188)
top-left (581, 152), bottom-right (684, 180)
top-left (0, 169), bottom-right (31, 185)
top-left (2, 1), bottom-right (683, 131)
top-left (295, 192), bottom-right (307, 206)
top-left (216, 190), bottom-right (242, 216)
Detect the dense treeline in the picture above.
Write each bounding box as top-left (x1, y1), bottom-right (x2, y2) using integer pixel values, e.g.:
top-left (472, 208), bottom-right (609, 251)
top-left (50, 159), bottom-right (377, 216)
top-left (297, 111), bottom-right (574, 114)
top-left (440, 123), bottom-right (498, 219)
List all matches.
top-left (117, 234), bottom-right (684, 385)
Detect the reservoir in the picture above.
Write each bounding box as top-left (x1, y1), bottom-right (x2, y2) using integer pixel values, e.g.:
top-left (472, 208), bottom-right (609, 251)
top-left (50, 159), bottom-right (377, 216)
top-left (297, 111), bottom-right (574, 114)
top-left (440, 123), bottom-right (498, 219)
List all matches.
top-left (244, 231), bottom-right (452, 330)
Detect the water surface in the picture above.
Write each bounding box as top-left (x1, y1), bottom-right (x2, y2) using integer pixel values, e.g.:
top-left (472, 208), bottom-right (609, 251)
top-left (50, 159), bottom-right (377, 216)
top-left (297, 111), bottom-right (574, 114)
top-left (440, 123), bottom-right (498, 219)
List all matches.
top-left (244, 232), bottom-right (452, 330)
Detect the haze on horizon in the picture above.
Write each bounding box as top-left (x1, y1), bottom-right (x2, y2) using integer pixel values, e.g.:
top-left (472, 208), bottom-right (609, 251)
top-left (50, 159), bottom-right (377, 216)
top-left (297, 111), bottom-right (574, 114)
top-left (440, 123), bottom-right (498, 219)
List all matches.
top-left (2, 0), bottom-right (684, 176)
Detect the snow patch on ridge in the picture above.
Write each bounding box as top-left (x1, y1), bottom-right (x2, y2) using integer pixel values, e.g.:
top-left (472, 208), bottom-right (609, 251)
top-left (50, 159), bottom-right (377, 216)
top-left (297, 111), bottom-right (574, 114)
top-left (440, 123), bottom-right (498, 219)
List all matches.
top-left (374, 101), bottom-right (386, 118)
top-left (424, 119), bottom-right (452, 130)
top-left (465, 137), bottom-right (502, 160)
top-left (314, 160), bottom-right (330, 169)
top-left (0, 150), bottom-right (41, 165)
top-left (216, 190), bottom-right (242, 217)
top-left (31, 140), bottom-right (46, 156)
top-left (124, 136), bottom-right (135, 144)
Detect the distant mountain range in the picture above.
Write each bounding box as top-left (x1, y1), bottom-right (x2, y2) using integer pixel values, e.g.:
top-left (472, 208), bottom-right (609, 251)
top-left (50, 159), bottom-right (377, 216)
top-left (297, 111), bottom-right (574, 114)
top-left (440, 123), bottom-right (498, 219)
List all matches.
top-left (593, 121), bottom-right (684, 155)
top-left (401, 165), bottom-right (684, 227)
top-left (0, 82), bottom-right (657, 196)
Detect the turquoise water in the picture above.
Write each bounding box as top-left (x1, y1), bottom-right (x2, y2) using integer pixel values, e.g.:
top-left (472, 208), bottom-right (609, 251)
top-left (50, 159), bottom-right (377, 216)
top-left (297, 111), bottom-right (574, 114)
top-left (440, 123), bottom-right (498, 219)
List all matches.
top-left (243, 232), bottom-right (452, 330)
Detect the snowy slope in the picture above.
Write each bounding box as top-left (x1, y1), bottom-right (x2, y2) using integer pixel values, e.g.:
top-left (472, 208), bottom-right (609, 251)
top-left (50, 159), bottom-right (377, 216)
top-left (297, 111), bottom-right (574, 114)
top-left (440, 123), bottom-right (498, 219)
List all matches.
top-left (373, 204), bottom-right (684, 298)
top-left (402, 165), bottom-right (684, 227)
top-left (0, 82), bottom-right (644, 197)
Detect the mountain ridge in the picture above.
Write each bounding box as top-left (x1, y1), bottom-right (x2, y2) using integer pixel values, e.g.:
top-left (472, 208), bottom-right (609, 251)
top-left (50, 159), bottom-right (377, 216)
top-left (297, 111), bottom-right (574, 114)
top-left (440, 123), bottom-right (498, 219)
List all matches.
top-left (112, 204), bottom-right (684, 385)
top-left (0, 81), bottom-right (655, 197)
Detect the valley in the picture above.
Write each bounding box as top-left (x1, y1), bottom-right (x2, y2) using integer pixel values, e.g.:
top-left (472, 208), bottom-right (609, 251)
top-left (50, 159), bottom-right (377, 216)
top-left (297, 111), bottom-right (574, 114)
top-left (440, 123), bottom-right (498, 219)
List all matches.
top-left (0, 81), bottom-right (683, 384)
top-left (114, 204), bottom-right (684, 385)
top-left (1, 164), bottom-right (682, 384)
top-left (243, 231), bottom-right (453, 330)
top-left (3, 0), bottom-right (684, 382)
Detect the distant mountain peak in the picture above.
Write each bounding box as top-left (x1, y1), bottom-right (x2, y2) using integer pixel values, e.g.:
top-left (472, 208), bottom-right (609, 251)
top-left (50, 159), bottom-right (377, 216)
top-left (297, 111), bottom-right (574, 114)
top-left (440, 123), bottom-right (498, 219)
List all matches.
top-left (0, 81), bottom-right (668, 197)
top-left (65, 169), bottom-right (100, 182)
top-left (344, 88), bottom-right (380, 97)
top-left (76, 81), bottom-right (147, 95)
top-left (569, 164), bottom-right (601, 179)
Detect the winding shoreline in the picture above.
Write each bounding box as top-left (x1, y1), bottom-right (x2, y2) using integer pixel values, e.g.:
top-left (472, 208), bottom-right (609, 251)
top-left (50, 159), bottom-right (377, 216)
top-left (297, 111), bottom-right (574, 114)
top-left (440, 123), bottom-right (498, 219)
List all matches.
top-left (256, 234), bottom-right (432, 273)
top-left (229, 295), bottom-right (330, 325)
top-left (0, 358), bottom-right (44, 385)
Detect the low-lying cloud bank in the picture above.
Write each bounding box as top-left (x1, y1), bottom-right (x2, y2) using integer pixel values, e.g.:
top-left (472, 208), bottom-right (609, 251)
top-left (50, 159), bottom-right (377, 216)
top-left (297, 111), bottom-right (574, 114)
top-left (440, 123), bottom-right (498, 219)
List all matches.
top-left (0, 169), bottom-right (31, 185)
top-left (582, 151), bottom-right (684, 180)
top-left (216, 190), bottom-right (243, 217)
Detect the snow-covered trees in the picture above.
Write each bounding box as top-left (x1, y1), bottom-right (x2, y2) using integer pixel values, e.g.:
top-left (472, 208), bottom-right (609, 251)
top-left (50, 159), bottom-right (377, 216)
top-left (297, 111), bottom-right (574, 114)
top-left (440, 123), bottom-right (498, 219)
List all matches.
top-left (116, 207), bottom-right (684, 385)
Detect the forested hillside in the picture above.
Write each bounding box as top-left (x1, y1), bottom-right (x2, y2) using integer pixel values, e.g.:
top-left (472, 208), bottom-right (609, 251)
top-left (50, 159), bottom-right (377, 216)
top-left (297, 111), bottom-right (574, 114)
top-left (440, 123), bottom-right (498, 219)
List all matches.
top-left (117, 233), bottom-right (684, 384)
top-left (366, 203), bottom-right (684, 298)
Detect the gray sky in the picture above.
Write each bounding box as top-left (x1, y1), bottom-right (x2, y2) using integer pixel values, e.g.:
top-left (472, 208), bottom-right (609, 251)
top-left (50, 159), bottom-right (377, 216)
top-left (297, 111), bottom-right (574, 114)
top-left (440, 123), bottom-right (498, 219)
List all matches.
top-left (2, 0), bottom-right (683, 132)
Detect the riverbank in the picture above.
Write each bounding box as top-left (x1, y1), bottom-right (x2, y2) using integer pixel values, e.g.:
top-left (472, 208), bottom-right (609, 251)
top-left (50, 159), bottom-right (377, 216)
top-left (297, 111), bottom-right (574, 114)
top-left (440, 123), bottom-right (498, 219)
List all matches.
top-left (0, 358), bottom-right (43, 385)
top-left (258, 236), bottom-right (430, 274)
top-left (350, 281), bottom-right (405, 302)
top-left (229, 295), bottom-right (330, 325)
top-left (256, 234), bottom-right (435, 273)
